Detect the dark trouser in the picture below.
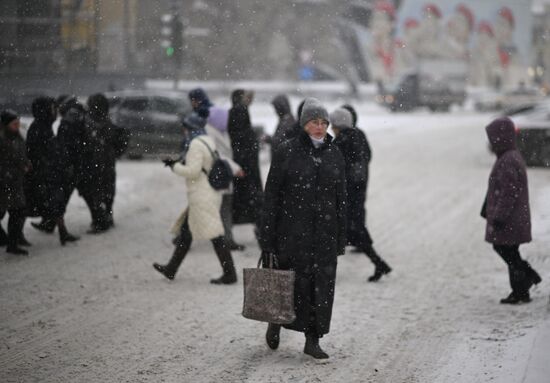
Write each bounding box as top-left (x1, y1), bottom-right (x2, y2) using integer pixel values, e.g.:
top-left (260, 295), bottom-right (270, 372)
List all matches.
top-left (5, 209), bottom-right (26, 248)
top-left (103, 168), bottom-right (116, 223)
top-left (493, 244), bottom-right (532, 295)
top-left (165, 218), bottom-right (235, 278)
top-left (80, 188), bottom-right (109, 230)
top-left (221, 194), bottom-right (235, 243)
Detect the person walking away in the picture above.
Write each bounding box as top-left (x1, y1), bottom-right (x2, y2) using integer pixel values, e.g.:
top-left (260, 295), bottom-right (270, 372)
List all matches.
top-left (188, 88), bottom-right (245, 250)
top-left (331, 107), bottom-right (392, 282)
top-left (227, 89), bottom-right (263, 226)
top-left (153, 112), bottom-right (237, 284)
top-left (260, 98), bottom-right (347, 359)
top-left (26, 97), bottom-right (79, 245)
top-left (0, 110), bottom-right (31, 254)
top-left (80, 94), bottom-right (128, 233)
top-left (270, 94), bottom-right (297, 155)
top-left (482, 117), bottom-right (541, 304)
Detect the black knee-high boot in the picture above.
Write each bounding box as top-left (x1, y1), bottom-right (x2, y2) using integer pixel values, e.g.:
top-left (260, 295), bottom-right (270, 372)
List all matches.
top-left (210, 236), bottom-right (237, 285)
top-left (364, 244), bottom-right (392, 282)
top-left (153, 228), bottom-right (192, 281)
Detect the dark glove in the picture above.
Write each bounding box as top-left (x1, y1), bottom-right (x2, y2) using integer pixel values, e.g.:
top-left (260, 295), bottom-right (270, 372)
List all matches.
top-left (162, 158), bottom-right (176, 168)
top-left (261, 251), bottom-right (278, 269)
top-left (493, 219), bottom-right (505, 230)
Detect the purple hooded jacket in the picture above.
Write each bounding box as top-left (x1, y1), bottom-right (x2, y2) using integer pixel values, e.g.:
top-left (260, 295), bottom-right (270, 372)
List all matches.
top-left (483, 117), bottom-right (531, 245)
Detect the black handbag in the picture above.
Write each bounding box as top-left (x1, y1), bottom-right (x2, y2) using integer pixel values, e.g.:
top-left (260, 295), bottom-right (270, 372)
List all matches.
top-left (196, 138), bottom-right (233, 190)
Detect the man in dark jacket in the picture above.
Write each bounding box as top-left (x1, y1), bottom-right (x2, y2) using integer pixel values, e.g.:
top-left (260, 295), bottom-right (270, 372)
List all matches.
top-left (260, 98), bottom-right (346, 360)
top-left (80, 93), bottom-right (129, 233)
top-left (482, 117), bottom-right (541, 304)
top-left (0, 110), bottom-right (31, 254)
top-left (331, 107), bottom-right (392, 282)
top-left (227, 89), bottom-right (263, 225)
top-left (26, 97), bottom-right (79, 245)
top-left (270, 94), bottom-right (297, 155)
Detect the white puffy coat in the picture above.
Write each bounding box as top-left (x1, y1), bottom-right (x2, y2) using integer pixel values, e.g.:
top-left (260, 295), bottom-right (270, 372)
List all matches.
top-left (171, 135), bottom-right (224, 241)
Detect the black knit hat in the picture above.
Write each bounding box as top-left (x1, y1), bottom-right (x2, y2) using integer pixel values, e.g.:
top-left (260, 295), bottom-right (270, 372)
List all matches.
top-left (1, 109), bottom-right (18, 126)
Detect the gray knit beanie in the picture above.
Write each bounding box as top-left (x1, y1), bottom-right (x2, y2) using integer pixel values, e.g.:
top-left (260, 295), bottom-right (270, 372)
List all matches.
top-left (329, 108), bottom-right (353, 130)
top-left (299, 97), bottom-right (329, 127)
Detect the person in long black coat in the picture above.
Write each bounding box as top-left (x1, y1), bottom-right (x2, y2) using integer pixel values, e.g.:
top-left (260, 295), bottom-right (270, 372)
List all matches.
top-left (80, 93), bottom-right (129, 233)
top-left (260, 98), bottom-right (346, 360)
top-left (227, 89), bottom-right (263, 225)
top-left (270, 94), bottom-right (297, 155)
top-left (0, 110), bottom-right (31, 254)
top-left (331, 107), bottom-right (392, 282)
top-left (26, 97), bottom-right (79, 245)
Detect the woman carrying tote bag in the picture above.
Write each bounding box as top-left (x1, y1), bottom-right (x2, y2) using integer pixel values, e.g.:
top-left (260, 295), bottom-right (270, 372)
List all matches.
top-left (259, 98), bottom-right (347, 359)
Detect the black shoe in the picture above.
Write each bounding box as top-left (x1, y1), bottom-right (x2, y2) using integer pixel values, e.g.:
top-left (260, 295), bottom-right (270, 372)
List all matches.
top-left (210, 273), bottom-right (237, 285)
top-left (153, 263), bottom-right (175, 280)
top-left (500, 292), bottom-right (531, 304)
top-left (368, 262), bottom-right (392, 282)
top-left (229, 242), bottom-right (246, 251)
top-left (6, 246), bottom-right (29, 255)
top-left (31, 221), bottom-right (55, 234)
top-left (60, 233), bottom-right (80, 246)
top-left (18, 236), bottom-right (32, 247)
top-left (528, 267), bottom-right (542, 286)
top-left (304, 336), bottom-right (329, 359)
top-left (87, 224), bottom-right (110, 235)
top-left (266, 324), bottom-right (281, 350)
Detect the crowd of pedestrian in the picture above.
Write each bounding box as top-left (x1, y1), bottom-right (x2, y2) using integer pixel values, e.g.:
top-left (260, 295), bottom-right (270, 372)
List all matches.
top-left (0, 93), bottom-right (128, 255)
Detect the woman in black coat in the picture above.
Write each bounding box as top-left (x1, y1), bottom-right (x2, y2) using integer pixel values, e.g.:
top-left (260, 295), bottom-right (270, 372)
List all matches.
top-left (26, 97), bottom-right (79, 245)
top-left (227, 89), bottom-right (263, 225)
top-left (0, 110), bottom-right (31, 254)
top-left (260, 98), bottom-right (347, 360)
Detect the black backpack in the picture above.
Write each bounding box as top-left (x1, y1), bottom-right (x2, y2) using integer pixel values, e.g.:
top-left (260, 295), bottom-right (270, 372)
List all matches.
top-left (196, 138), bottom-right (233, 190)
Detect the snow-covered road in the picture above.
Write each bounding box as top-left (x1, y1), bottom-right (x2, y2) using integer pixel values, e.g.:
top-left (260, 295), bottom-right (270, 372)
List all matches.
top-left (1, 110), bottom-right (549, 383)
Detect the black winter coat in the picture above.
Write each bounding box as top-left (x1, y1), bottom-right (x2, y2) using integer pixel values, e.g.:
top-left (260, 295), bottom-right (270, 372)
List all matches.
top-left (271, 95), bottom-right (297, 155)
top-left (79, 115), bottom-right (128, 198)
top-left (0, 129), bottom-right (29, 211)
top-left (228, 104), bottom-right (263, 224)
top-left (333, 127), bottom-right (372, 246)
top-left (260, 132), bottom-right (347, 336)
top-left (57, 106), bottom-right (86, 187)
top-left (25, 118), bottom-right (65, 217)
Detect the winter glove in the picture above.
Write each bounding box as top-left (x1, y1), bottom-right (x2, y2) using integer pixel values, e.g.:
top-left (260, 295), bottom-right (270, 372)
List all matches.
top-left (492, 219), bottom-right (505, 230)
top-left (261, 251), bottom-right (279, 269)
top-left (162, 158), bottom-right (176, 168)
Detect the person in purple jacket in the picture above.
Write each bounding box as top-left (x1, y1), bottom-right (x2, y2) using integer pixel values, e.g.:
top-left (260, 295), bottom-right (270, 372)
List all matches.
top-left (482, 117), bottom-right (542, 304)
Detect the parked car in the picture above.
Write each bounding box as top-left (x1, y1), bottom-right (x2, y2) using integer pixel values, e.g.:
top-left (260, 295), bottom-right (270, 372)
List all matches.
top-left (105, 90), bottom-right (191, 158)
top-left (377, 72), bottom-right (466, 112)
top-left (506, 101), bottom-right (550, 167)
top-left (473, 86), bottom-right (544, 112)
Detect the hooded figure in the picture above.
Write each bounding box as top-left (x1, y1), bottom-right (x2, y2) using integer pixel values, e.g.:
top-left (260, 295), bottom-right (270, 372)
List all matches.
top-left (153, 111), bottom-right (237, 285)
top-left (482, 117), bottom-right (541, 304)
top-left (260, 97), bottom-right (346, 360)
top-left (80, 93), bottom-right (129, 233)
top-left (227, 89), bottom-right (263, 225)
top-left (270, 94), bottom-right (297, 154)
top-left (0, 110), bottom-right (31, 254)
top-left (331, 107), bottom-right (391, 282)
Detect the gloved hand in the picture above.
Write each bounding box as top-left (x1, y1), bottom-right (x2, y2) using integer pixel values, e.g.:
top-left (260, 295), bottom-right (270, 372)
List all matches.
top-left (493, 219), bottom-right (505, 230)
top-left (162, 158), bottom-right (176, 168)
top-left (261, 251), bottom-right (278, 269)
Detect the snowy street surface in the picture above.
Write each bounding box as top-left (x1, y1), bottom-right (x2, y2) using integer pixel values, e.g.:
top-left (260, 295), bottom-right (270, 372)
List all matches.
top-left (1, 107), bottom-right (549, 383)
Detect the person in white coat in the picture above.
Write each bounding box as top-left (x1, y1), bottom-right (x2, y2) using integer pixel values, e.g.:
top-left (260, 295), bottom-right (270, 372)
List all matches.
top-left (153, 112), bottom-right (237, 284)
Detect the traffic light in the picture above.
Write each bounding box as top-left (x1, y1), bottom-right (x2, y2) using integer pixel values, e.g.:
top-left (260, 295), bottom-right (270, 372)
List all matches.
top-left (160, 13), bottom-right (183, 61)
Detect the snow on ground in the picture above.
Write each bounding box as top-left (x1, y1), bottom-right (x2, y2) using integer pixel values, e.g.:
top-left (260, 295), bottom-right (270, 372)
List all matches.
top-left (1, 106), bottom-right (549, 383)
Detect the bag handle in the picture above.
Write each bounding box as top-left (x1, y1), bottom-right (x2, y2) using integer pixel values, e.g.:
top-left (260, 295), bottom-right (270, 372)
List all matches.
top-left (195, 137), bottom-right (220, 176)
top-left (257, 252), bottom-right (279, 269)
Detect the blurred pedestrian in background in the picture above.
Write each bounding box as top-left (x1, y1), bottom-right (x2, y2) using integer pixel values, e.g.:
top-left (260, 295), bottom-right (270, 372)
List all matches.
top-left (154, 112), bottom-right (237, 284)
top-left (228, 89), bottom-right (263, 227)
top-left (260, 98), bottom-right (346, 359)
top-left (0, 110), bottom-right (31, 254)
top-left (482, 117), bottom-right (541, 304)
top-left (270, 94), bottom-right (297, 155)
top-left (333, 105), bottom-right (392, 282)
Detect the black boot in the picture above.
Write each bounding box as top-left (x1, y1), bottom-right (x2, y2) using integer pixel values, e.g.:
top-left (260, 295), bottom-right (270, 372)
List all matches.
top-left (229, 241), bottom-right (246, 251)
top-left (153, 233), bottom-right (191, 281)
top-left (500, 291), bottom-right (531, 304)
top-left (31, 219), bottom-right (56, 234)
top-left (6, 245), bottom-right (28, 255)
top-left (58, 218), bottom-right (80, 246)
top-left (526, 264), bottom-right (542, 286)
top-left (266, 324), bottom-right (281, 350)
top-left (0, 224), bottom-right (7, 247)
top-left (210, 237), bottom-right (237, 285)
top-left (304, 334), bottom-right (329, 359)
top-left (368, 261), bottom-right (392, 282)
